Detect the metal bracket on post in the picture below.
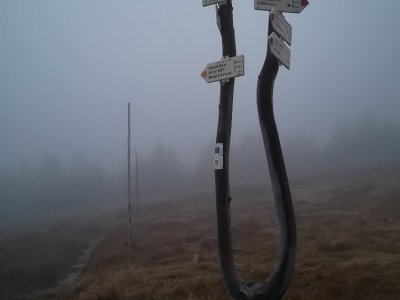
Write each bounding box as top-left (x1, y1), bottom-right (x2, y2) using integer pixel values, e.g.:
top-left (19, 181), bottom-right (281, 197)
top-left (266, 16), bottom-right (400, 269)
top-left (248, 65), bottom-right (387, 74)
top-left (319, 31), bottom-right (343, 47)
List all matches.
top-left (221, 78), bottom-right (230, 85)
top-left (216, 1), bottom-right (228, 34)
top-left (216, 5), bottom-right (222, 33)
top-left (221, 56), bottom-right (231, 85)
top-left (217, 1), bottom-right (228, 7)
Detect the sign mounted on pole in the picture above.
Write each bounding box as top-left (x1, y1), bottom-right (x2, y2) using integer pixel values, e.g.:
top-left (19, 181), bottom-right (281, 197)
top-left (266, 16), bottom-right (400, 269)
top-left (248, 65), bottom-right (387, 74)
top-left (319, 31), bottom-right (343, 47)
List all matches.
top-left (269, 32), bottom-right (291, 69)
top-left (255, 0), bottom-right (309, 13)
top-left (201, 55), bottom-right (245, 83)
top-left (203, 0), bottom-right (227, 7)
top-left (214, 143), bottom-right (224, 170)
top-left (270, 9), bottom-right (292, 45)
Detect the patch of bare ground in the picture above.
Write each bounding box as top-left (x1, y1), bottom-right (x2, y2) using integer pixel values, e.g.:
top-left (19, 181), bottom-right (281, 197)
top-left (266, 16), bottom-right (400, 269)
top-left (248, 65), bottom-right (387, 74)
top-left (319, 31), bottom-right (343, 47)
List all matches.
top-left (62, 169), bottom-right (400, 299)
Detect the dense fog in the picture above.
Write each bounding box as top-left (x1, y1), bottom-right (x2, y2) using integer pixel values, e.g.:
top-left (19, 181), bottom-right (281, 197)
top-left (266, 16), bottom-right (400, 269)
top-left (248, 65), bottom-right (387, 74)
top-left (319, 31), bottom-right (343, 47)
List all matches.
top-left (1, 114), bottom-right (399, 228)
top-left (1, 1), bottom-right (400, 229)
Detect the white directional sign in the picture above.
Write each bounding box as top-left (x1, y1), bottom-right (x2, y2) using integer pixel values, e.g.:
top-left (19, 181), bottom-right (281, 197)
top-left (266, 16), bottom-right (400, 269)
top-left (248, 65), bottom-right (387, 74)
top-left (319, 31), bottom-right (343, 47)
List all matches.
top-left (270, 9), bottom-right (292, 45)
top-left (203, 0), bottom-right (227, 7)
top-left (255, 0), bottom-right (309, 13)
top-left (201, 55), bottom-right (245, 83)
top-left (269, 32), bottom-right (291, 69)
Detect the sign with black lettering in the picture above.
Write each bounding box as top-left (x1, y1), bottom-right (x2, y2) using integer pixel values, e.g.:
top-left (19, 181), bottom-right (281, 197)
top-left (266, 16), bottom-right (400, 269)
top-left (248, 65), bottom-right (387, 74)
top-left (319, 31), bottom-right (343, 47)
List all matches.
top-left (255, 0), bottom-right (309, 13)
top-left (201, 55), bottom-right (245, 83)
top-left (269, 32), bottom-right (291, 69)
top-left (270, 9), bottom-right (292, 45)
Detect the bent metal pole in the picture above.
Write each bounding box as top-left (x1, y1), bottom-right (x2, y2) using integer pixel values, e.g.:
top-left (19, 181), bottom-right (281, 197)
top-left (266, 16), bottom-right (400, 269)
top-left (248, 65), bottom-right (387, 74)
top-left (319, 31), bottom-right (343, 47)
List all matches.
top-left (205, 2), bottom-right (300, 299)
top-left (249, 15), bottom-right (297, 300)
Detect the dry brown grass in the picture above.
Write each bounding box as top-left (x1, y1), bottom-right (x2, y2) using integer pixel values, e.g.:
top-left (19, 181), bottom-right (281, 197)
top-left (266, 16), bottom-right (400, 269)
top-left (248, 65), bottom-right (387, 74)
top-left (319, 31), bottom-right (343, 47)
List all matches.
top-left (63, 170), bottom-right (400, 300)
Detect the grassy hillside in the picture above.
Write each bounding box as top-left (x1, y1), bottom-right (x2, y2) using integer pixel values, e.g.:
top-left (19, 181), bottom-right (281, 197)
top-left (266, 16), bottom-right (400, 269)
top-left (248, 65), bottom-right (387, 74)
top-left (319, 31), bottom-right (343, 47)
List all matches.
top-left (61, 169), bottom-right (400, 300)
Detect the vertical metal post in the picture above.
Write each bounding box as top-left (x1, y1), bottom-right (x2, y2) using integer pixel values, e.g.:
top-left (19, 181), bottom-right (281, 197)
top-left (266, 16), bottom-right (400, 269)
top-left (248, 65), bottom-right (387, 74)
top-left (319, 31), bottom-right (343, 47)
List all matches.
top-left (127, 103), bottom-right (133, 250)
top-left (214, 1), bottom-right (242, 298)
top-left (135, 149), bottom-right (140, 224)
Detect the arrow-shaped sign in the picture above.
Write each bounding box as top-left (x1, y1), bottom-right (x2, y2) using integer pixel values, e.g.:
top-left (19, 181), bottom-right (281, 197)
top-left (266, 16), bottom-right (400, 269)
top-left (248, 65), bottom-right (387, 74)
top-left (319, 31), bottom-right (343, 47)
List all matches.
top-left (270, 9), bottom-right (292, 45)
top-left (201, 55), bottom-right (245, 83)
top-left (203, 0), bottom-right (227, 7)
top-left (269, 32), bottom-right (291, 69)
top-left (255, 0), bottom-right (309, 13)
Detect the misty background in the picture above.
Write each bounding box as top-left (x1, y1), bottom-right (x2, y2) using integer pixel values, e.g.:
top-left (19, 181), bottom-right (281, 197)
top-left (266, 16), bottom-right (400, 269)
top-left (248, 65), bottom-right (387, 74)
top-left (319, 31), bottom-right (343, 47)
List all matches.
top-left (1, 1), bottom-right (400, 228)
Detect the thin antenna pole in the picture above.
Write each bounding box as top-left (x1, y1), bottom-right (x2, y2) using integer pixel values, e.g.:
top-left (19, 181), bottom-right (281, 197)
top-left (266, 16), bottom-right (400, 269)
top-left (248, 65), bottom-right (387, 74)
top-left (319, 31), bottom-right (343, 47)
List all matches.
top-left (135, 149), bottom-right (140, 223)
top-left (127, 103), bottom-right (133, 250)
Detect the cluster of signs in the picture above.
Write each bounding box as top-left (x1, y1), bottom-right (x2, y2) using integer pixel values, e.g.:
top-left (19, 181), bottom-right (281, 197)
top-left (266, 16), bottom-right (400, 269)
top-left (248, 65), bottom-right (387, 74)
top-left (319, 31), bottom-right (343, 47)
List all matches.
top-left (201, 0), bottom-right (308, 82)
top-left (269, 11), bottom-right (292, 69)
top-left (201, 0), bottom-right (309, 168)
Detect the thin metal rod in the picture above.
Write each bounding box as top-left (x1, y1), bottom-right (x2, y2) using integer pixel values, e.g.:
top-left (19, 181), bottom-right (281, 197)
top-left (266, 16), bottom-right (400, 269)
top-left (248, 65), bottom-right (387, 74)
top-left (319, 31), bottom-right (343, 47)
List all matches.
top-left (135, 149), bottom-right (140, 223)
top-left (127, 103), bottom-right (133, 250)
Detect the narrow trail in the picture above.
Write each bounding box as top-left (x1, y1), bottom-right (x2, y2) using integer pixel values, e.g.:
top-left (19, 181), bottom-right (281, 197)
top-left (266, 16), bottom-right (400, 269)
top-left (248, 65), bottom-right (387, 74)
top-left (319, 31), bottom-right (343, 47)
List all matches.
top-left (35, 238), bottom-right (102, 300)
top-left (59, 239), bottom-right (99, 290)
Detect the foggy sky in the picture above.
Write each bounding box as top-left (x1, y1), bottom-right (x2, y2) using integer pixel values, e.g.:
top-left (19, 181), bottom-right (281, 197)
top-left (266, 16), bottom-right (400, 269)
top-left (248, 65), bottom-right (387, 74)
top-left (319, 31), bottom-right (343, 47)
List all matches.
top-left (1, 0), bottom-right (400, 171)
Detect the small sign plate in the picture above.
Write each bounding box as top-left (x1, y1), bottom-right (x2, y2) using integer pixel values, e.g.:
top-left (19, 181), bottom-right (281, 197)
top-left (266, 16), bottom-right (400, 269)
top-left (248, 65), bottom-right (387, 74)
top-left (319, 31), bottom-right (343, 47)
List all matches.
top-left (270, 9), bottom-right (292, 45)
top-left (255, 0), bottom-right (309, 13)
top-left (201, 55), bottom-right (245, 83)
top-left (269, 32), bottom-right (291, 69)
top-left (214, 143), bottom-right (223, 170)
top-left (203, 0), bottom-right (227, 7)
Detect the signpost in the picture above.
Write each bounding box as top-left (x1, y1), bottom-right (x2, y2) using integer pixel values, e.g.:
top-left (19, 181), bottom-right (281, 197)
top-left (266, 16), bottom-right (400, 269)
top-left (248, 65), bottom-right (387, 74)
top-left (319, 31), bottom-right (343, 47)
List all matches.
top-left (270, 9), bottom-right (292, 45)
top-left (203, 0), bottom-right (227, 7)
top-left (269, 32), bottom-right (291, 69)
top-left (201, 0), bottom-right (310, 298)
top-left (254, 0), bottom-right (309, 13)
top-left (201, 55), bottom-right (245, 83)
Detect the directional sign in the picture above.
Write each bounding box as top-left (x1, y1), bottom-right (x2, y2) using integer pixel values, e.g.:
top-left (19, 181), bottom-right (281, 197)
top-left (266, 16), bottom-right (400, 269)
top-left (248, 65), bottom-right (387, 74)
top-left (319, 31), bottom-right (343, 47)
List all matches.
top-left (201, 55), bottom-right (245, 83)
top-left (269, 32), bottom-right (291, 69)
top-left (255, 0), bottom-right (309, 13)
top-left (270, 9), bottom-right (292, 45)
top-left (203, 0), bottom-right (227, 7)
